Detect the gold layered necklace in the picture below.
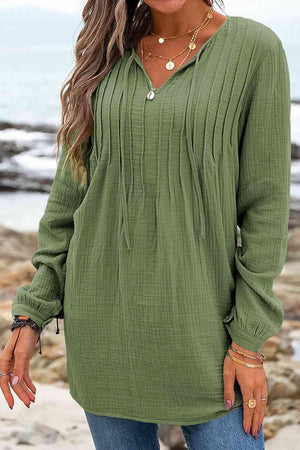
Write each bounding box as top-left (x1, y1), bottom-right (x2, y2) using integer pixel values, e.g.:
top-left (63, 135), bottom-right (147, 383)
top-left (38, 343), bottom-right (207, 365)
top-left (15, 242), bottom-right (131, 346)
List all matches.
top-left (141, 6), bottom-right (214, 72)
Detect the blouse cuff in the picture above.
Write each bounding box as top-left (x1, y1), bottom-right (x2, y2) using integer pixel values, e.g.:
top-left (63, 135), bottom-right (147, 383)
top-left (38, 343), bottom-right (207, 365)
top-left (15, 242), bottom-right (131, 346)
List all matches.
top-left (11, 285), bottom-right (62, 330)
top-left (223, 316), bottom-right (266, 353)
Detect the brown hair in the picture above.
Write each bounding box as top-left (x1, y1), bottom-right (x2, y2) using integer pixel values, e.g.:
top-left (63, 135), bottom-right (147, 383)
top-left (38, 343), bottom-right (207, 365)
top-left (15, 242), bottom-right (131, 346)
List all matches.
top-left (56, 0), bottom-right (225, 185)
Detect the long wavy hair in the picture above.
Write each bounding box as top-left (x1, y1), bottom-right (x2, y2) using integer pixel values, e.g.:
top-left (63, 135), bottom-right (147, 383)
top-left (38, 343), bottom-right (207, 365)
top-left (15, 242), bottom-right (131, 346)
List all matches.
top-left (56, 0), bottom-right (225, 185)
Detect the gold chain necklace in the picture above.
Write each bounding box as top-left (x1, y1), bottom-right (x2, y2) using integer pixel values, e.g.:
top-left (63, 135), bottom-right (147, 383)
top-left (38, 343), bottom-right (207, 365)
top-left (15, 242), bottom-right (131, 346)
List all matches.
top-left (142, 25), bottom-right (201, 71)
top-left (142, 26), bottom-right (199, 70)
top-left (151, 6), bottom-right (214, 44)
top-left (142, 7), bottom-right (214, 71)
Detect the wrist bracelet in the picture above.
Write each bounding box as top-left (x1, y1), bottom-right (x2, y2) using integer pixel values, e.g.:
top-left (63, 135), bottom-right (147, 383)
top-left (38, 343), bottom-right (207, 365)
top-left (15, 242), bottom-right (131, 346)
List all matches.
top-left (11, 316), bottom-right (42, 355)
top-left (229, 344), bottom-right (266, 361)
top-left (226, 350), bottom-right (264, 368)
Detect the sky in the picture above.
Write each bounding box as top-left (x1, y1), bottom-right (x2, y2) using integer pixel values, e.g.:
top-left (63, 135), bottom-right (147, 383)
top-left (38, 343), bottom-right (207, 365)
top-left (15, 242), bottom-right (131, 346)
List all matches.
top-left (0, 0), bottom-right (299, 23)
top-left (0, 0), bottom-right (83, 15)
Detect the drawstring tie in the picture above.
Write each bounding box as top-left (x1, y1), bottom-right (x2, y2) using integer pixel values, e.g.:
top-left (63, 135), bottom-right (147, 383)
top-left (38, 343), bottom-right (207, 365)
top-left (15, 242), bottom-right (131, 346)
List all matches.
top-left (119, 51), bottom-right (135, 250)
top-left (185, 51), bottom-right (207, 239)
top-left (118, 48), bottom-right (207, 249)
top-left (56, 316), bottom-right (60, 334)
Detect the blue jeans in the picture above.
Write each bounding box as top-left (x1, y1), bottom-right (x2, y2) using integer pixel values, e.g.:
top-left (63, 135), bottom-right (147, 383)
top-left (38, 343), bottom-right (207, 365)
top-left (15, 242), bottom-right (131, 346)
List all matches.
top-left (84, 406), bottom-right (265, 449)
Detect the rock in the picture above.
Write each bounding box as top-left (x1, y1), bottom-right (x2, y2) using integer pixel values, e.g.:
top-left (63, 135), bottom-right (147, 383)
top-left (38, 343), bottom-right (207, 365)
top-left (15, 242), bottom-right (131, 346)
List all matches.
top-left (265, 424), bottom-right (300, 448)
top-left (0, 121), bottom-right (58, 134)
top-left (265, 361), bottom-right (300, 399)
top-left (0, 122), bottom-right (57, 192)
top-left (17, 421), bottom-right (61, 445)
top-left (0, 209), bottom-right (299, 448)
top-left (274, 283), bottom-right (300, 320)
top-left (266, 397), bottom-right (300, 417)
top-left (292, 367), bottom-right (300, 387)
top-left (0, 382), bottom-right (96, 448)
top-left (291, 142), bottom-right (300, 160)
top-left (278, 332), bottom-right (295, 356)
top-left (262, 337), bottom-right (281, 360)
top-left (158, 424), bottom-right (187, 449)
top-left (287, 228), bottom-right (300, 259)
top-left (273, 227), bottom-right (300, 320)
top-left (289, 208), bottom-right (300, 228)
top-left (263, 415), bottom-right (298, 441)
top-left (0, 141), bottom-right (30, 159)
top-left (0, 170), bottom-right (54, 192)
top-left (0, 224), bottom-right (37, 266)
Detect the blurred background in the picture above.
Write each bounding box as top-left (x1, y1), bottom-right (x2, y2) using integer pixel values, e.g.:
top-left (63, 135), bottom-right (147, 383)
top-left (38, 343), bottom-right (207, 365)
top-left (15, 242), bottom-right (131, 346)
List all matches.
top-left (0, 0), bottom-right (299, 449)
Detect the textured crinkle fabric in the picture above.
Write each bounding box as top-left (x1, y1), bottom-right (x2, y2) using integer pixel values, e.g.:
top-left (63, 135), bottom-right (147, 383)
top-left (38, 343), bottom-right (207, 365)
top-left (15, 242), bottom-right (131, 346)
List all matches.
top-left (12, 15), bottom-right (291, 425)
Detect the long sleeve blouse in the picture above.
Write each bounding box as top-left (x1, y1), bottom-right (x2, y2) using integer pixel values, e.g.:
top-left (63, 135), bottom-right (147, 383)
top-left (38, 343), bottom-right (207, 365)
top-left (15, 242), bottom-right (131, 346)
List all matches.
top-left (11, 15), bottom-right (291, 425)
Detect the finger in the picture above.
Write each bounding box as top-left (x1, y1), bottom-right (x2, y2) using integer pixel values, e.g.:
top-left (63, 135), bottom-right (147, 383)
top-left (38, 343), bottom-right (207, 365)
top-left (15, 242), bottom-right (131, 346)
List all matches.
top-left (21, 380), bottom-right (35, 402)
top-left (0, 347), bottom-right (15, 409)
top-left (240, 382), bottom-right (254, 435)
top-left (11, 347), bottom-right (27, 387)
top-left (0, 374), bottom-right (14, 409)
top-left (223, 354), bottom-right (235, 410)
top-left (23, 368), bottom-right (36, 395)
top-left (251, 382), bottom-right (262, 438)
top-left (257, 377), bottom-right (268, 436)
top-left (10, 381), bottom-right (32, 408)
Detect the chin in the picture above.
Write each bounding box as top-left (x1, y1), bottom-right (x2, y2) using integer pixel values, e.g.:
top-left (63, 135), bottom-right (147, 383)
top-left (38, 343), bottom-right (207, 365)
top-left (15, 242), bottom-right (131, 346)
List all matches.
top-left (143, 0), bottom-right (187, 14)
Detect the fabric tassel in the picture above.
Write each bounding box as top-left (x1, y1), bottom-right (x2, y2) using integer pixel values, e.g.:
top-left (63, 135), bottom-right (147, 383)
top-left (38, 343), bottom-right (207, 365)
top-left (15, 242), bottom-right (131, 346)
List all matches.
top-left (184, 52), bottom-right (207, 239)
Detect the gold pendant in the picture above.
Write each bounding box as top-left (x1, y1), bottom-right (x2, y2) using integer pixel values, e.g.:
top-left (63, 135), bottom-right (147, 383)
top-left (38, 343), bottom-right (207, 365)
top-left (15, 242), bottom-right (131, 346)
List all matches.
top-left (189, 42), bottom-right (196, 50)
top-left (166, 60), bottom-right (175, 71)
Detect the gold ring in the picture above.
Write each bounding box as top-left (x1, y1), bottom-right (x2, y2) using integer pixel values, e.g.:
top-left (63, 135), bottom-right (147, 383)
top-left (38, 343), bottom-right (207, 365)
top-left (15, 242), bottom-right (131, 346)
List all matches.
top-left (244, 398), bottom-right (256, 408)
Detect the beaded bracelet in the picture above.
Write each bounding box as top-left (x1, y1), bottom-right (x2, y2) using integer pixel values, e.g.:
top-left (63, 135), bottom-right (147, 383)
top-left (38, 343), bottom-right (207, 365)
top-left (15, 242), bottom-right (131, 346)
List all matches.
top-left (11, 316), bottom-right (42, 355)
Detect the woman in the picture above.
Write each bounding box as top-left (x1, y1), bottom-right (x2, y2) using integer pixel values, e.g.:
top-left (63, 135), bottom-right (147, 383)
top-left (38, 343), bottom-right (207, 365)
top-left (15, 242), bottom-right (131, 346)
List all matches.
top-left (0, 0), bottom-right (291, 448)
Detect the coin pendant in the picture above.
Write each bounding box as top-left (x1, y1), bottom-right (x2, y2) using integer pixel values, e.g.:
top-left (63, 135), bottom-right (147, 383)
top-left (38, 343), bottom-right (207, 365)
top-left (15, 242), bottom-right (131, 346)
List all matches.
top-left (146, 90), bottom-right (155, 100)
top-left (158, 37), bottom-right (164, 44)
top-left (166, 60), bottom-right (175, 71)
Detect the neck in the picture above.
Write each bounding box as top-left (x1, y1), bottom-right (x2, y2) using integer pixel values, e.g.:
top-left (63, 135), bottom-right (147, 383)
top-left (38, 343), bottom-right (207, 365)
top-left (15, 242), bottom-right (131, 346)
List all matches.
top-left (150, 0), bottom-right (211, 36)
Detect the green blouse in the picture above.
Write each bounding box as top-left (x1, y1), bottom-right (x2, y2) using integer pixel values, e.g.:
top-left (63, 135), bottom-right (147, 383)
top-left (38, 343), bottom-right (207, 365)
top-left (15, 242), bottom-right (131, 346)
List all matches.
top-left (12, 15), bottom-right (291, 425)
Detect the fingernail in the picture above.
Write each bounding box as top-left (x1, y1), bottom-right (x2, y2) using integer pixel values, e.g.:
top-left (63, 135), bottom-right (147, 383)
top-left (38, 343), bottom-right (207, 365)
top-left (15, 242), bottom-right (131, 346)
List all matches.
top-left (225, 400), bottom-right (232, 410)
top-left (245, 426), bottom-right (250, 435)
top-left (11, 376), bottom-right (19, 386)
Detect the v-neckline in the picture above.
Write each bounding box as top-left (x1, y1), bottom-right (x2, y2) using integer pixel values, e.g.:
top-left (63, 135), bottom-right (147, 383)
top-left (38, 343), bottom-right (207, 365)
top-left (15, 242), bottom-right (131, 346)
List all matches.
top-left (131, 15), bottom-right (232, 95)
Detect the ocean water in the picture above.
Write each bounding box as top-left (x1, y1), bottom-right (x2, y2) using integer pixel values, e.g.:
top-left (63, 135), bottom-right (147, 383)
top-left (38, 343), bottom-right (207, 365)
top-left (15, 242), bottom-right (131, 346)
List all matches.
top-left (0, 45), bottom-right (74, 126)
top-left (0, 11), bottom-right (299, 232)
top-left (0, 18), bottom-right (299, 125)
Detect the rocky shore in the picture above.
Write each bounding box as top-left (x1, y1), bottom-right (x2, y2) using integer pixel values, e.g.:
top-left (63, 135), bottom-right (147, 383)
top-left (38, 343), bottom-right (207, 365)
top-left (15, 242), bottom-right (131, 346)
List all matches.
top-left (0, 224), bottom-right (300, 448)
top-left (1, 119), bottom-right (300, 196)
top-left (0, 119), bottom-right (300, 448)
top-left (0, 121), bottom-right (57, 192)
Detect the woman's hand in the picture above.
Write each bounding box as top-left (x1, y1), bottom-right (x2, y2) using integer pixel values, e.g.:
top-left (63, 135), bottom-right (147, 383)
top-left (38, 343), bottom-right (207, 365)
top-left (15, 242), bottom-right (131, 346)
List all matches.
top-left (223, 341), bottom-right (268, 439)
top-left (0, 326), bottom-right (39, 409)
